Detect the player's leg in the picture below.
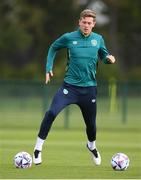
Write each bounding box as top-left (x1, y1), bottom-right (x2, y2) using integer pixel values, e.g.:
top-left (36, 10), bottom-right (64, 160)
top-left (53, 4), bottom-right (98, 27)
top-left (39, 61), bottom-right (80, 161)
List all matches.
top-left (78, 86), bottom-right (101, 165)
top-left (33, 83), bottom-right (77, 164)
top-left (38, 88), bottom-right (69, 140)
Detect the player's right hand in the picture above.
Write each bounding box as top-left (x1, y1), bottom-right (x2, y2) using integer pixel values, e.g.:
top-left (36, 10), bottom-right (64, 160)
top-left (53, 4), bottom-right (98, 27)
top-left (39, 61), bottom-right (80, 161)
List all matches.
top-left (45, 71), bottom-right (53, 84)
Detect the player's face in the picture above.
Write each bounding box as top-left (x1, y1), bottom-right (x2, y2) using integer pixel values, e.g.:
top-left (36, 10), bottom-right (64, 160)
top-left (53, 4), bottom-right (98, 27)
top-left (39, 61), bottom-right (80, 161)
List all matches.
top-left (79, 17), bottom-right (96, 36)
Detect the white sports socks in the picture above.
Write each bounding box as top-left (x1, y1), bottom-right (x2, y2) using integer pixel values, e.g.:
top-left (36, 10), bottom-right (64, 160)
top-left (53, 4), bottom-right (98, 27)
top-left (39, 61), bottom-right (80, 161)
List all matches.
top-left (87, 140), bottom-right (96, 150)
top-left (34, 137), bottom-right (45, 151)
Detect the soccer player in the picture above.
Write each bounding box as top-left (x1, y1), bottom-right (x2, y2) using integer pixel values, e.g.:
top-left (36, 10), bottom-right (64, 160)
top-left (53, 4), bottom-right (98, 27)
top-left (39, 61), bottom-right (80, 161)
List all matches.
top-left (33, 9), bottom-right (116, 165)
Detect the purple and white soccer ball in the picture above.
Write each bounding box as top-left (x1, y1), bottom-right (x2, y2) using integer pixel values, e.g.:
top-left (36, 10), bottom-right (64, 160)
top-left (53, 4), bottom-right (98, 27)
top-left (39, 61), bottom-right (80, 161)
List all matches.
top-left (14, 151), bottom-right (32, 169)
top-left (111, 152), bottom-right (129, 170)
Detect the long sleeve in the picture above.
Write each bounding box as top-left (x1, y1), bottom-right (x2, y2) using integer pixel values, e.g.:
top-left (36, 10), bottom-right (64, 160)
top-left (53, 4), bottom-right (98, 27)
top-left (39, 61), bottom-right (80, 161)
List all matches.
top-left (46, 33), bottom-right (68, 73)
top-left (98, 36), bottom-right (110, 64)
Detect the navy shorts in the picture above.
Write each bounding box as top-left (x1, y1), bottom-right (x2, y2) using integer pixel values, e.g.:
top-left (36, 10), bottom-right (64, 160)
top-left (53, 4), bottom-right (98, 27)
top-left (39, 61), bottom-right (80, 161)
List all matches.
top-left (38, 82), bottom-right (97, 141)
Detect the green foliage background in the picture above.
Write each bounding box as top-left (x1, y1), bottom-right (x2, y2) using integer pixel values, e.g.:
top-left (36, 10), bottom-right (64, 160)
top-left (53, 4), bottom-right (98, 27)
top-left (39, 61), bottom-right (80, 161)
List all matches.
top-left (0, 0), bottom-right (141, 81)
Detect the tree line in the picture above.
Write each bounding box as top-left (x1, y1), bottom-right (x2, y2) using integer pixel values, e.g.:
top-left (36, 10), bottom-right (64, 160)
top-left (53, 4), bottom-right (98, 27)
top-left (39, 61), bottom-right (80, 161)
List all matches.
top-left (0, 0), bottom-right (141, 81)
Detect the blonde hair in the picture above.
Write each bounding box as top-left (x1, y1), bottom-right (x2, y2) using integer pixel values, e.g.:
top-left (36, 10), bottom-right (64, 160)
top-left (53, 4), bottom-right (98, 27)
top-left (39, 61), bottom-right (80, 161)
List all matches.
top-left (80, 9), bottom-right (96, 21)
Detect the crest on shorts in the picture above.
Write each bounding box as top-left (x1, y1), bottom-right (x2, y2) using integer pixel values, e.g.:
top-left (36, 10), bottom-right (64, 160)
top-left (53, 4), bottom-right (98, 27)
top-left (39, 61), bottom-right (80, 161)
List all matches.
top-left (63, 89), bottom-right (68, 95)
top-left (92, 99), bottom-right (96, 103)
top-left (91, 39), bottom-right (97, 46)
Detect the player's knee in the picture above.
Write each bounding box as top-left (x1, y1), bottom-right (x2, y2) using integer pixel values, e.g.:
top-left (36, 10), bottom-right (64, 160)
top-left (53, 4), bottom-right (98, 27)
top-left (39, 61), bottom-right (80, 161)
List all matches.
top-left (45, 109), bottom-right (56, 121)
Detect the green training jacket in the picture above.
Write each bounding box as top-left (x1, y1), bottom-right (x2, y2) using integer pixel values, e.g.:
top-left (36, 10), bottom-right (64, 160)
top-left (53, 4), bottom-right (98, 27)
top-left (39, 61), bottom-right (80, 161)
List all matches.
top-left (46, 29), bottom-right (110, 87)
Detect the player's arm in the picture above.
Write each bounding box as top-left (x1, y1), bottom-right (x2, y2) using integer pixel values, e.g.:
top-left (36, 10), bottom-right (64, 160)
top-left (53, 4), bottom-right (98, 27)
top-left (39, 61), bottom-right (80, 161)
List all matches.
top-left (45, 33), bottom-right (68, 84)
top-left (98, 36), bottom-right (116, 64)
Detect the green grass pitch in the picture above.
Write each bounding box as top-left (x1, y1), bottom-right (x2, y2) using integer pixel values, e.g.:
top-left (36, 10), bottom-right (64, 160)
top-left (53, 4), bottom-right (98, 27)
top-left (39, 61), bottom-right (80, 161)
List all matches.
top-left (0, 97), bottom-right (141, 179)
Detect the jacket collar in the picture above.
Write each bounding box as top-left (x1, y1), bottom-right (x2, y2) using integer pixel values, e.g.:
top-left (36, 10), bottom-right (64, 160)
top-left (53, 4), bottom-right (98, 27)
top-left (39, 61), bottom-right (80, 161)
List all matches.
top-left (78, 28), bottom-right (92, 38)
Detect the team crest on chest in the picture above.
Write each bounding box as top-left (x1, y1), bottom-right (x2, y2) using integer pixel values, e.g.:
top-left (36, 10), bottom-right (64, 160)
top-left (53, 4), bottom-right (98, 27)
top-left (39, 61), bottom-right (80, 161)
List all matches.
top-left (91, 39), bottom-right (97, 46)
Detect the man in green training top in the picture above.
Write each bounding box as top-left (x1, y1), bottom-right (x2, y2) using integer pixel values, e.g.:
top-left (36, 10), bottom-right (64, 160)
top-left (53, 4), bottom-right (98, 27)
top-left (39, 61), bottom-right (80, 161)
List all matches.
top-left (33, 9), bottom-right (116, 166)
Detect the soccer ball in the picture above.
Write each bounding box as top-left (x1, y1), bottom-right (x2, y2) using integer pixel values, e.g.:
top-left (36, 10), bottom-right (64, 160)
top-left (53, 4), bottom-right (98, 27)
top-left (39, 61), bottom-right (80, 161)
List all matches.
top-left (14, 151), bottom-right (32, 169)
top-left (111, 153), bottom-right (129, 171)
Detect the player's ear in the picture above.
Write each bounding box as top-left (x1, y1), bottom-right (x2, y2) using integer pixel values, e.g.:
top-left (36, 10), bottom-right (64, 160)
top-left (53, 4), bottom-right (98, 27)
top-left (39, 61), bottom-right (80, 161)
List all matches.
top-left (93, 21), bottom-right (96, 27)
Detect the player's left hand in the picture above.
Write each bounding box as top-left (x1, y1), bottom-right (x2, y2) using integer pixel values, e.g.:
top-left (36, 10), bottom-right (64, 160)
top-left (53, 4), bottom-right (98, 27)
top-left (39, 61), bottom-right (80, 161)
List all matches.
top-left (106, 55), bottom-right (116, 64)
